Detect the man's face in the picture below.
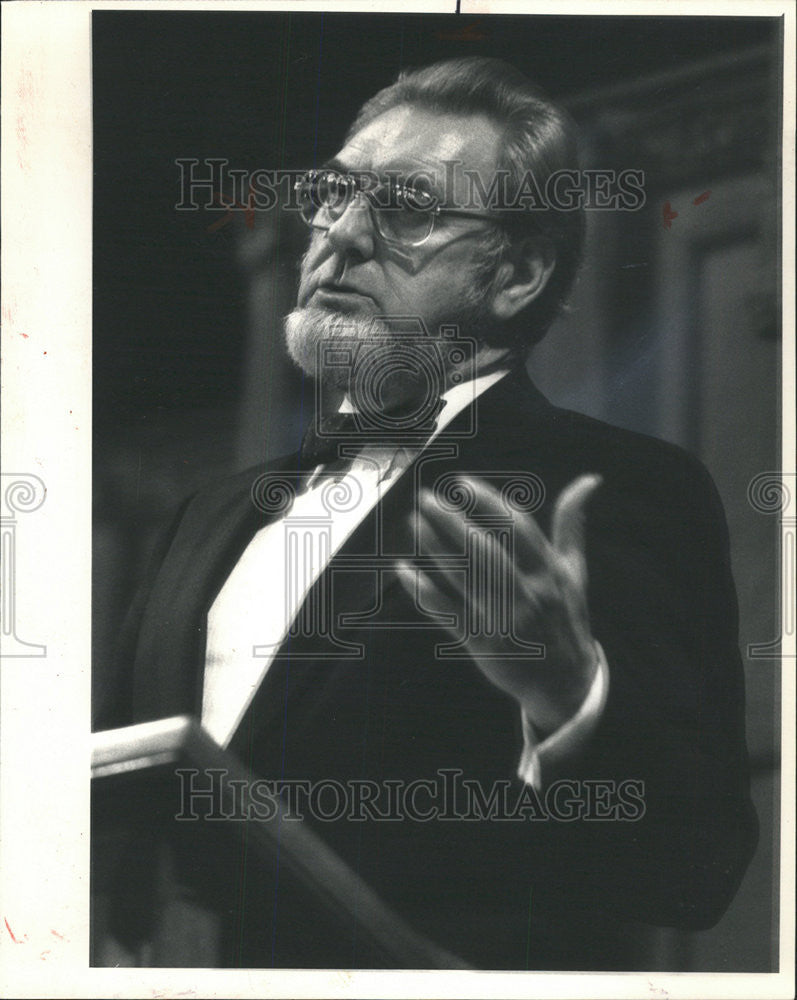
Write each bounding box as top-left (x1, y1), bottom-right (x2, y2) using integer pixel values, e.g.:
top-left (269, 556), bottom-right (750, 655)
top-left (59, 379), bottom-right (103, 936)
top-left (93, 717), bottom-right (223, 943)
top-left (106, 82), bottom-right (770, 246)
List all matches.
top-left (285, 103), bottom-right (505, 389)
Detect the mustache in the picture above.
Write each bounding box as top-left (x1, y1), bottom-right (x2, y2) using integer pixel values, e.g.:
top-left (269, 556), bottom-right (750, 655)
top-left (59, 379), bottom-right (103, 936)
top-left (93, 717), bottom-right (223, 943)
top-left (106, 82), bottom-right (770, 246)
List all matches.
top-left (297, 241), bottom-right (427, 285)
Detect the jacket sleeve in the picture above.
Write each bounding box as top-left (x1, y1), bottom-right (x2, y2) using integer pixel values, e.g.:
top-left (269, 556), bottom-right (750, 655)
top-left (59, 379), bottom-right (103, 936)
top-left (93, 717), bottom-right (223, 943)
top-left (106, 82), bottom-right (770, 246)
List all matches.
top-left (521, 449), bottom-right (758, 930)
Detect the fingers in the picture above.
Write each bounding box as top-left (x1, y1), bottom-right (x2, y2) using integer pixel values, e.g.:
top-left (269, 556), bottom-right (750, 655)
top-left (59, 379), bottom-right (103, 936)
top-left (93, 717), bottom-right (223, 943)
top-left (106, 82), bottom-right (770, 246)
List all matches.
top-left (408, 507), bottom-right (546, 635)
top-left (424, 477), bottom-right (553, 574)
top-left (455, 475), bottom-right (505, 517)
top-left (409, 510), bottom-right (470, 600)
top-left (395, 558), bottom-right (459, 630)
top-left (412, 472), bottom-right (602, 592)
top-left (550, 474), bottom-right (602, 587)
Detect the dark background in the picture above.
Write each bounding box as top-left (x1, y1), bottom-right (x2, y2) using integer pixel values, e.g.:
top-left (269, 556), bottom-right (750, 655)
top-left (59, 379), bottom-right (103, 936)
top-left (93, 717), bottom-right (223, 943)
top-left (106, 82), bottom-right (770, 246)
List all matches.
top-left (92, 10), bottom-right (783, 972)
top-left (93, 11), bottom-right (779, 428)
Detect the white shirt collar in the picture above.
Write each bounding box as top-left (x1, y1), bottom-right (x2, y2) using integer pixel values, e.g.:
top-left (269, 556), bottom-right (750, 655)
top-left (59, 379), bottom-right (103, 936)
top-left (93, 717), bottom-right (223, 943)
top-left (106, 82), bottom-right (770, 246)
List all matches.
top-left (337, 365), bottom-right (510, 429)
top-left (432, 366), bottom-right (510, 438)
top-left (309, 366), bottom-right (511, 487)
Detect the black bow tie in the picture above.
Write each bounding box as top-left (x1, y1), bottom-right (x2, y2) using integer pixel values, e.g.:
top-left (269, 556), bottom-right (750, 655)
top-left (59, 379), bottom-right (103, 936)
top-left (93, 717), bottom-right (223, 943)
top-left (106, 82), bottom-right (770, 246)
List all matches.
top-left (299, 412), bottom-right (361, 470)
top-left (299, 397), bottom-right (447, 470)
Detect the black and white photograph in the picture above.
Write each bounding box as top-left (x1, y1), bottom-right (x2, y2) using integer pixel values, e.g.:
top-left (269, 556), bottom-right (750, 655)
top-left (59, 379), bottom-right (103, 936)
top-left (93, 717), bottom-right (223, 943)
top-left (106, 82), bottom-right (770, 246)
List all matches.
top-left (1, 2), bottom-right (794, 997)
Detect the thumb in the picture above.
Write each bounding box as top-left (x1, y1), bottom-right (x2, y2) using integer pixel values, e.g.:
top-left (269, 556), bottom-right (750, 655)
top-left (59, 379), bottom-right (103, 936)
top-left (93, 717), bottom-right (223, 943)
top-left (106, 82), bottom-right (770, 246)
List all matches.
top-left (551, 474), bottom-right (602, 585)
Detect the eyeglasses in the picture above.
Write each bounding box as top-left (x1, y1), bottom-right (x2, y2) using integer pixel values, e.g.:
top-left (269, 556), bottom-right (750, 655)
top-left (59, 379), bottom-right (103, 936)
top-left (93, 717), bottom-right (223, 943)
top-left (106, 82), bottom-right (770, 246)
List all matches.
top-left (294, 168), bottom-right (499, 248)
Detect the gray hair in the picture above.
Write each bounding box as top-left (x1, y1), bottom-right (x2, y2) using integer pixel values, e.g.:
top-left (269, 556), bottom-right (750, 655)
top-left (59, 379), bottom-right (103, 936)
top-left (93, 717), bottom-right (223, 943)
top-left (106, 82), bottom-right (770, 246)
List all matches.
top-left (349, 56), bottom-right (585, 350)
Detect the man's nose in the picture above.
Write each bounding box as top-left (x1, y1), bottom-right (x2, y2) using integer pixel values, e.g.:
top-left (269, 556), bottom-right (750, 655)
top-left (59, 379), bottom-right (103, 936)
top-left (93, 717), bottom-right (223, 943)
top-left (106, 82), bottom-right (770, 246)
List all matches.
top-left (325, 193), bottom-right (376, 259)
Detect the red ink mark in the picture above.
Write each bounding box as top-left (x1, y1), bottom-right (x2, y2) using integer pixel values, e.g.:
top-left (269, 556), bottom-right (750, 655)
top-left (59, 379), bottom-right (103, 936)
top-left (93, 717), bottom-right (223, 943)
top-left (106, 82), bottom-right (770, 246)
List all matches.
top-left (662, 202), bottom-right (678, 229)
top-left (16, 116), bottom-right (29, 170)
top-left (40, 949), bottom-right (51, 960)
top-left (51, 928), bottom-right (65, 940)
top-left (435, 21), bottom-right (488, 42)
top-left (4, 917), bottom-right (21, 943)
top-left (21, 333), bottom-right (29, 339)
top-left (17, 68), bottom-right (35, 103)
top-left (693, 190), bottom-right (711, 205)
top-left (208, 184), bottom-right (257, 233)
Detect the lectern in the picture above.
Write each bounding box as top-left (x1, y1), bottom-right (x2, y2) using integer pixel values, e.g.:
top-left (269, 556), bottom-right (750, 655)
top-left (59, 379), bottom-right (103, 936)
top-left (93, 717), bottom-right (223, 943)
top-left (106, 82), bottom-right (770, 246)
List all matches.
top-left (90, 716), bottom-right (468, 968)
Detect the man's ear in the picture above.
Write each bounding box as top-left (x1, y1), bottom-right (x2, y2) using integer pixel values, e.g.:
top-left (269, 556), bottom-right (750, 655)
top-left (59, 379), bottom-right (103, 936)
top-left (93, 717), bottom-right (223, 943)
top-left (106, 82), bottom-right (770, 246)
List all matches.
top-left (488, 237), bottom-right (556, 322)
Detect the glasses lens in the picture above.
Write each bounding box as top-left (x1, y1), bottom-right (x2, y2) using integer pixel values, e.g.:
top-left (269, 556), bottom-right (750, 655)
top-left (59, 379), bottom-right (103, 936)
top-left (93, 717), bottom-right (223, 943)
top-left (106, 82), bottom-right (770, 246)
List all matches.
top-left (297, 171), bottom-right (357, 229)
top-left (374, 184), bottom-right (436, 246)
top-left (296, 171), bottom-right (438, 245)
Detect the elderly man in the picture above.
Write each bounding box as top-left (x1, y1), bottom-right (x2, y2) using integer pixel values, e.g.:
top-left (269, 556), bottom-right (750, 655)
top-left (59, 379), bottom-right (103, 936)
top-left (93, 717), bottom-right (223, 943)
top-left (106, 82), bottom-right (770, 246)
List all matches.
top-left (114, 57), bottom-right (756, 969)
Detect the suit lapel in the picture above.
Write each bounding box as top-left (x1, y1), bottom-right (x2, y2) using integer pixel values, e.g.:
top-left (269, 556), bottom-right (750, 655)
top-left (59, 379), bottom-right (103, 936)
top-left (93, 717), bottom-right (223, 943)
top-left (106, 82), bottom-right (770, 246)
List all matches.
top-left (131, 455), bottom-right (304, 721)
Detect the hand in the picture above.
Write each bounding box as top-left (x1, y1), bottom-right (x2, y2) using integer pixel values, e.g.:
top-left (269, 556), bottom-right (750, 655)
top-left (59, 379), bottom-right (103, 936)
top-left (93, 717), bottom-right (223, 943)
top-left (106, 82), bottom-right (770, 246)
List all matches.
top-left (396, 473), bottom-right (602, 736)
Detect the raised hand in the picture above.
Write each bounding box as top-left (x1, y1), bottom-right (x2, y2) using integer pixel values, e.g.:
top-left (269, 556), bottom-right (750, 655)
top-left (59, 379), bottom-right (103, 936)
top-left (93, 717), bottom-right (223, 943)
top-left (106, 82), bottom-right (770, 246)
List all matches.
top-left (396, 473), bottom-right (603, 736)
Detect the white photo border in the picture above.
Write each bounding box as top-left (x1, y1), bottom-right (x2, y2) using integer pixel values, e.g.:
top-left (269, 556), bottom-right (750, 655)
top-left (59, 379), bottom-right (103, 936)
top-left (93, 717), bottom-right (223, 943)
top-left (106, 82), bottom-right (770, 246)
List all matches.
top-left (1, 2), bottom-right (794, 997)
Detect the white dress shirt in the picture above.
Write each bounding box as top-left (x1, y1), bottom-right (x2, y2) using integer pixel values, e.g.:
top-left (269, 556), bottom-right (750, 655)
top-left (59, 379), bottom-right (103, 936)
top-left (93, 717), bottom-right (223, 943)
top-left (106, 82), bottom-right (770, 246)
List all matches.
top-left (202, 368), bottom-right (607, 789)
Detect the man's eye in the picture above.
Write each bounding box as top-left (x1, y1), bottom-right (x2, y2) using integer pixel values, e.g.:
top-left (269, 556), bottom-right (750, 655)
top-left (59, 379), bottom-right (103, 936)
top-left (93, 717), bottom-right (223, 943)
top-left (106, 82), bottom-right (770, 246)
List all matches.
top-left (400, 187), bottom-right (437, 212)
top-left (319, 173), bottom-right (355, 205)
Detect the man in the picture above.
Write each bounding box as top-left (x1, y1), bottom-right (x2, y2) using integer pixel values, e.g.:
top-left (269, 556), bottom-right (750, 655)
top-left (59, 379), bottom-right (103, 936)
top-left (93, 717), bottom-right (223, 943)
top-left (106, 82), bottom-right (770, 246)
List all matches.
top-left (110, 57), bottom-right (756, 969)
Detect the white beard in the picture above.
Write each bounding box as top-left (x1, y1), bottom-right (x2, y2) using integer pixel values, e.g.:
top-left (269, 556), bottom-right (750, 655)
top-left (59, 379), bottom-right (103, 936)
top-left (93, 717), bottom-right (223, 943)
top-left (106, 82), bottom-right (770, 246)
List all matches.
top-left (284, 307), bottom-right (402, 388)
top-left (284, 306), bottom-right (467, 413)
top-left (283, 295), bottom-right (507, 414)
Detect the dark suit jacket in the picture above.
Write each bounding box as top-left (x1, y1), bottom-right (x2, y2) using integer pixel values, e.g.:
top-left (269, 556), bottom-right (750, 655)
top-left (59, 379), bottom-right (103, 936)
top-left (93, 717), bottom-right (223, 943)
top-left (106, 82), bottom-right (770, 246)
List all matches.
top-left (108, 366), bottom-right (757, 970)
